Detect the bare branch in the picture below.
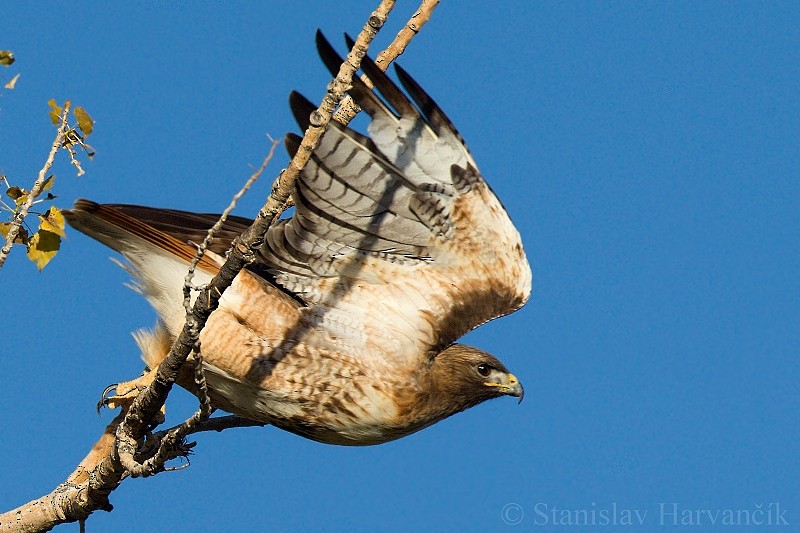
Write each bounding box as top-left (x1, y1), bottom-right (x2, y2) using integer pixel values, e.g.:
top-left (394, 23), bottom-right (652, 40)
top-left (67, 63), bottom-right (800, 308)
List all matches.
top-left (334, 0), bottom-right (440, 126)
top-left (0, 413), bottom-right (123, 532)
top-left (140, 415), bottom-right (267, 455)
top-left (0, 101), bottom-right (71, 270)
top-left (172, 414), bottom-right (267, 434)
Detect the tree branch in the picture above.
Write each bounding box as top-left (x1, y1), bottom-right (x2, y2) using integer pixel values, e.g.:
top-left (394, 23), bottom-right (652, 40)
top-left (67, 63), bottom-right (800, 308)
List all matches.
top-left (1, 0), bottom-right (443, 529)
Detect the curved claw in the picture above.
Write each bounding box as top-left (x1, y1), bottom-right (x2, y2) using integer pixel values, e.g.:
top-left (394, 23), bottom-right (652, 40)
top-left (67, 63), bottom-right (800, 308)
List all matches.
top-left (95, 369), bottom-right (157, 413)
top-left (97, 383), bottom-right (120, 414)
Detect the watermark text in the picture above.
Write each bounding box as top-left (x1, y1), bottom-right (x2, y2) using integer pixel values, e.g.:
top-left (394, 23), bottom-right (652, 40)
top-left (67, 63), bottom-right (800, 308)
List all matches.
top-left (500, 502), bottom-right (789, 527)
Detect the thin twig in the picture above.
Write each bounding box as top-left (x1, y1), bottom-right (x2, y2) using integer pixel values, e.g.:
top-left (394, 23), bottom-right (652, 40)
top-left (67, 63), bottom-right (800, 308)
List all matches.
top-left (270, 2), bottom-right (395, 219)
top-left (0, 101), bottom-right (71, 270)
top-left (182, 138), bottom-right (281, 317)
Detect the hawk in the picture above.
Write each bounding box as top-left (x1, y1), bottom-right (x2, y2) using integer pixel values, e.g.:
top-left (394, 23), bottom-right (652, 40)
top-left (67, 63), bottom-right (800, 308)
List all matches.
top-left (65, 34), bottom-right (532, 445)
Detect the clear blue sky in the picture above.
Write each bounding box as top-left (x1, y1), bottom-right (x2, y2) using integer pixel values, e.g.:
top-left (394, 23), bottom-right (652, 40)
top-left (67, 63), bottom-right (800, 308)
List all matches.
top-left (2, 2), bottom-right (798, 531)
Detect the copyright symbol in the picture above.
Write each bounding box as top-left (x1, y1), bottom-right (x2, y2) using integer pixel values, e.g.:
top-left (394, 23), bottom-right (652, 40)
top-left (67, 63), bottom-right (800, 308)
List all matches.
top-left (501, 503), bottom-right (524, 525)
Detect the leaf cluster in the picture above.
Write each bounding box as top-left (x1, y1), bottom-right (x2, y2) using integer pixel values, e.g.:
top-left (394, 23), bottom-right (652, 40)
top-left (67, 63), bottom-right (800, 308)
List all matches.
top-left (1, 175), bottom-right (63, 269)
top-left (1, 99), bottom-right (95, 269)
top-left (48, 99), bottom-right (96, 172)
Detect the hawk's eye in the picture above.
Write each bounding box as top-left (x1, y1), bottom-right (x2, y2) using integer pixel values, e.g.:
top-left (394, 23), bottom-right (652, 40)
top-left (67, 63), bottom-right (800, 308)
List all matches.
top-left (477, 363), bottom-right (492, 377)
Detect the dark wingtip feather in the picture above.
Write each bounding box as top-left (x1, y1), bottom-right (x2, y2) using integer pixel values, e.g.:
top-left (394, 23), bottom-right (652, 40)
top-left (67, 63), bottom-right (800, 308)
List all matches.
top-left (394, 64), bottom-right (443, 126)
top-left (284, 132), bottom-right (302, 159)
top-left (289, 91), bottom-right (317, 131)
top-left (395, 63), bottom-right (467, 144)
top-left (355, 50), bottom-right (417, 118)
top-left (316, 30), bottom-right (344, 77)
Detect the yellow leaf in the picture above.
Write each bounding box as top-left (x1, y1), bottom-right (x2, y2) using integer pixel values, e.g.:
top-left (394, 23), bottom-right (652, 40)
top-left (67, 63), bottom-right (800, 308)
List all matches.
top-left (40, 206), bottom-right (65, 237)
top-left (4, 73), bottom-right (20, 89)
top-left (48, 99), bottom-right (62, 125)
top-left (74, 106), bottom-right (94, 136)
top-left (27, 229), bottom-right (61, 270)
top-left (42, 174), bottom-right (55, 191)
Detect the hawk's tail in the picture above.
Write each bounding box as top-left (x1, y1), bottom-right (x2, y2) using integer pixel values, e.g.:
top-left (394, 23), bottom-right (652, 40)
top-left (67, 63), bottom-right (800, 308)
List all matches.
top-left (64, 199), bottom-right (221, 328)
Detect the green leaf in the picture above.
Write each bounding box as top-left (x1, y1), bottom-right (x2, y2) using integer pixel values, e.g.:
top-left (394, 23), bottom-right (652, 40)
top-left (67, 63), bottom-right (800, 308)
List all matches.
top-left (0, 51), bottom-right (14, 66)
top-left (74, 106), bottom-right (94, 136)
top-left (47, 99), bottom-right (62, 125)
top-left (27, 229), bottom-right (61, 270)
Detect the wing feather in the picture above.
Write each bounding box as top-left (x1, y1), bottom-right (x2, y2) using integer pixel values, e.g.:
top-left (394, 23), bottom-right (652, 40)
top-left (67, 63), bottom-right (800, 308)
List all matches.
top-left (258, 34), bottom-right (531, 361)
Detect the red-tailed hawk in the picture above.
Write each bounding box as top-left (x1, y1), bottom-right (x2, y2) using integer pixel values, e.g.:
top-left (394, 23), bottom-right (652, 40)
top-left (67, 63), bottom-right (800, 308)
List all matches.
top-left (65, 34), bottom-right (531, 445)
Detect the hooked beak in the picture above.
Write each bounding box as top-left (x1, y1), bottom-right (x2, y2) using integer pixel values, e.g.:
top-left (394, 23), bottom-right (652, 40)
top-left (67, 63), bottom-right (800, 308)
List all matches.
top-left (485, 372), bottom-right (525, 403)
top-left (504, 373), bottom-right (524, 404)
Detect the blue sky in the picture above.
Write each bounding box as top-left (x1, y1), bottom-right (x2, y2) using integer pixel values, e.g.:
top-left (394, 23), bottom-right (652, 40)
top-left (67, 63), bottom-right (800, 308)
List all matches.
top-left (2, 2), bottom-right (798, 531)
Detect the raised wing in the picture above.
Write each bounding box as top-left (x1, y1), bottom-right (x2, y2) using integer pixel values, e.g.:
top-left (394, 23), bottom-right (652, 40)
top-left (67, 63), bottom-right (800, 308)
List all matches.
top-left (257, 33), bottom-right (531, 363)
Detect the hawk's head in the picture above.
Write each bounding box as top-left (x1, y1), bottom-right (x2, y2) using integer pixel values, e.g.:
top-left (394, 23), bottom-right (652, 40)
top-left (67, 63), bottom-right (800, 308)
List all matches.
top-left (427, 343), bottom-right (523, 418)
